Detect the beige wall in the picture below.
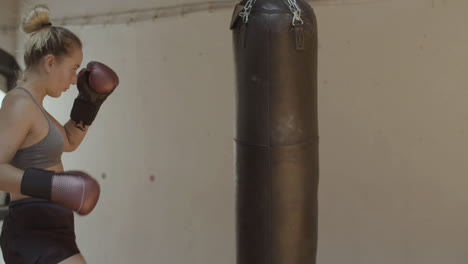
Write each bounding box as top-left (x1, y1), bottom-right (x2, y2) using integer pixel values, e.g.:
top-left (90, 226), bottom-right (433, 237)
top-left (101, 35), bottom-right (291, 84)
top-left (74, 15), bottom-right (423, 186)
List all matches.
top-left (317, 0), bottom-right (468, 263)
top-left (3, 0), bottom-right (468, 263)
top-left (0, 0), bottom-right (17, 53)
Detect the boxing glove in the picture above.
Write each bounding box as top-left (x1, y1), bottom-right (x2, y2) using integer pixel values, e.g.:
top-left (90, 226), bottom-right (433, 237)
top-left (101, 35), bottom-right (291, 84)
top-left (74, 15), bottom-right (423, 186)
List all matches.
top-left (70, 61), bottom-right (119, 128)
top-left (21, 168), bottom-right (100, 215)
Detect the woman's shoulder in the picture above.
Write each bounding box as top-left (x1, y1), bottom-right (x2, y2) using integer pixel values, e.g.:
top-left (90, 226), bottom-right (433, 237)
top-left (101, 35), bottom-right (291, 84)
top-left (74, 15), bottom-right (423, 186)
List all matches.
top-left (1, 89), bottom-right (37, 117)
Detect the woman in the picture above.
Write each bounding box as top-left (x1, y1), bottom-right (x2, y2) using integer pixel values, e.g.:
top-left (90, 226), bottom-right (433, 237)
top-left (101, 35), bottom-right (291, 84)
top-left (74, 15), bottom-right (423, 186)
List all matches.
top-left (0, 5), bottom-right (118, 264)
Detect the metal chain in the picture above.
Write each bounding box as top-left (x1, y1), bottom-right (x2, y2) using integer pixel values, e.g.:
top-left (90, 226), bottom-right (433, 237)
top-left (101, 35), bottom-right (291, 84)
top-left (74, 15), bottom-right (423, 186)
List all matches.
top-left (239, 0), bottom-right (256, 23)
top-left (239, 0), bottom-right (303, 26)
top-left (285, 0), bottom-right (304, 26)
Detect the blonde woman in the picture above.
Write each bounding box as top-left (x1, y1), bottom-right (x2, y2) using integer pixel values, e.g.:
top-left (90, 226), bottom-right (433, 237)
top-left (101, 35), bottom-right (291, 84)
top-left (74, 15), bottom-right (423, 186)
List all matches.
top-left (0, 5), bottom-right (118, 263)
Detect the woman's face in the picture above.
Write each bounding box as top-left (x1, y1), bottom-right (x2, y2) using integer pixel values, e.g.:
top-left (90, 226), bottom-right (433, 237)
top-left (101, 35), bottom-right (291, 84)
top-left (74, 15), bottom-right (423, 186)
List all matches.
top-left (46, 46), bottom-right (83, 98)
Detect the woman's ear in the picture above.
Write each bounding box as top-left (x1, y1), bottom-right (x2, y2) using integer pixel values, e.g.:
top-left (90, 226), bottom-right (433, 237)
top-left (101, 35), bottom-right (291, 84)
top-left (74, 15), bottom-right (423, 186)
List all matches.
top-left (43, 54), bottom-right (56, 73)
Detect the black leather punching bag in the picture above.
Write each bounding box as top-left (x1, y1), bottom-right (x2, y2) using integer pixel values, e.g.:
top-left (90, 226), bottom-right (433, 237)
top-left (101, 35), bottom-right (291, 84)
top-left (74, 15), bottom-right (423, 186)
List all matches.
top-left (231, 0), bottom-right (318, 263)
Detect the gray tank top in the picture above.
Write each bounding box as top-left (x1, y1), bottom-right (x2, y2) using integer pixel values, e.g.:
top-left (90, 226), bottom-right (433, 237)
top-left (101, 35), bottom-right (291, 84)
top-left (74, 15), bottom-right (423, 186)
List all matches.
top-left (10, 87), bottom-right (64, 169)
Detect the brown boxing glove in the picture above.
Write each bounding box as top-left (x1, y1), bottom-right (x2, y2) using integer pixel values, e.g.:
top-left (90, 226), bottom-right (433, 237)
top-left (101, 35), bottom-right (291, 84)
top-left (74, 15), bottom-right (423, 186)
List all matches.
top-left (70, 61), bottom-right (119, 130)
top-left (21, 168), bottom-right (100, 215)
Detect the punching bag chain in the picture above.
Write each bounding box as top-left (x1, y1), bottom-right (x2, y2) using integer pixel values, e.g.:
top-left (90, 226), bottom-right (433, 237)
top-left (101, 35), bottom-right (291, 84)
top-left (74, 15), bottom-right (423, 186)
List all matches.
top-left (239, 0), bottom-right (256, 23)
top-left (285, 0), bottom-right (304, 26)
top-left (239, 0), bottom-right (303, 26)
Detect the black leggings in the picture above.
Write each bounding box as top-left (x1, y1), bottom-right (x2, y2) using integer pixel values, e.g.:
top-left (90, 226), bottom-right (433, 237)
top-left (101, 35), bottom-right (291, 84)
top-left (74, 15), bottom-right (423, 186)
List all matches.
top-left (0, 198), bottom-right (80, 264)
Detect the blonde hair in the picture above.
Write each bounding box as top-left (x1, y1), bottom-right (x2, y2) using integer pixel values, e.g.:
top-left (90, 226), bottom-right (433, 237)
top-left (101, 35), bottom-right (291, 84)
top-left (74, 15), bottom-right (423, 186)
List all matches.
top-left (21, 4), bottom-right (82, 72)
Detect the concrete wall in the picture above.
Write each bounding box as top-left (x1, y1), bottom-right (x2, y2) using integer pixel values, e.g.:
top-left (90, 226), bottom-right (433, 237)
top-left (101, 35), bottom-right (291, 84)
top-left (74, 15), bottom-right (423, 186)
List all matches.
top-left (4, 0), bottom-right (468, 263)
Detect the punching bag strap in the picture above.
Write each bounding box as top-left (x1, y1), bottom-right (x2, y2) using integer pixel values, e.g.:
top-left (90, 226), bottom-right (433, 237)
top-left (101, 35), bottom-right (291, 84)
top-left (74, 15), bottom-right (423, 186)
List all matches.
top-left (232, 0), bottom-right (256, 48)
top-left (285, 0), bottom-right (305, 50)
top-left (295, 26), bottom-right (305, 50)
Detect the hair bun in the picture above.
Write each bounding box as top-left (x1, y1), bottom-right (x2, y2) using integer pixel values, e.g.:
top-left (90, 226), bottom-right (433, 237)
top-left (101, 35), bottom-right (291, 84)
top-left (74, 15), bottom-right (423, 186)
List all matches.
top-left (22, 5), bottom-right (51, 34)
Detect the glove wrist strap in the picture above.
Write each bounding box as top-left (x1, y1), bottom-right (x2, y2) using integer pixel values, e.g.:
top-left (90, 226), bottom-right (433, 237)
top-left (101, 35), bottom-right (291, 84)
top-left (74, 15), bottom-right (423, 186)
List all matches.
top-left (70, 98), bottom-right (101, 128)
top-left (21, 168), bottom-right (54, 200)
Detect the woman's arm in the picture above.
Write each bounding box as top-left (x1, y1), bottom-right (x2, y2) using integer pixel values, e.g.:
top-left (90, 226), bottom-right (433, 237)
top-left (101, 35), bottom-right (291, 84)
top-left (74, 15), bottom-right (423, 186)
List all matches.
top-left (0, 93), bottom-right (35, 193)
top-left (46, 114), bottom-right (88, 152)
top-left (0, 93), bottom-right (100, 214)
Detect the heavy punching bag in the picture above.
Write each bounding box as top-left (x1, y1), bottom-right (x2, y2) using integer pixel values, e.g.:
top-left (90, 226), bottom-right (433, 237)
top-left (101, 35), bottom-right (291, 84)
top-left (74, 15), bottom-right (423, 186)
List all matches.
top-left (231, 0), bottom-right (318, 263)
